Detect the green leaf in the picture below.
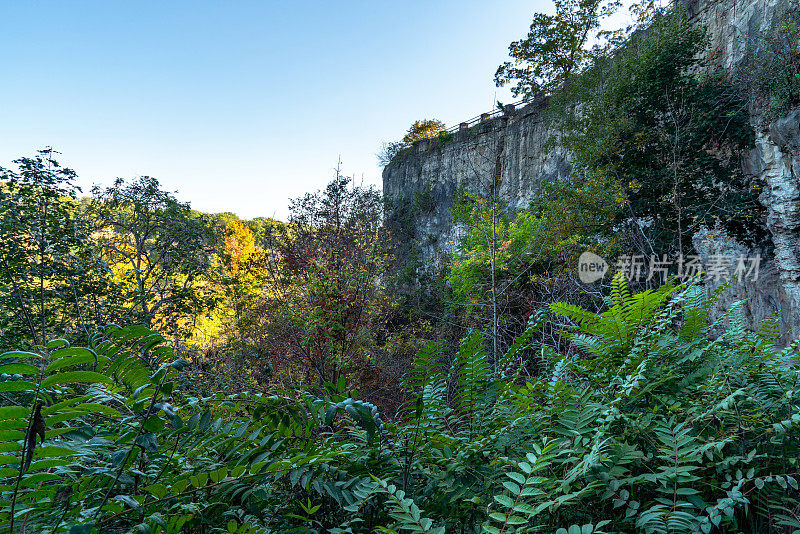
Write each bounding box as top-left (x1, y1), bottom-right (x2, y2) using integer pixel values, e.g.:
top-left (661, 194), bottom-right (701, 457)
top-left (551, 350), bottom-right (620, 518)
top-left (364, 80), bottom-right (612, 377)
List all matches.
top-left (0, 363), bottom-right (39, 375)
top-left (20, 473), bottom-right (61, 485)
top-left (0, 351), bottom-right (42, 361)
top-left (210, 467), bottom-right (228, 483)
top-left (135, 433), bottom-right (158, 452)
top-left (143, 415), bottom-right (165, 432)
top-left (0, 454), bottom-right (18, 465)
top-left (73, 403), bottom-right (122, 416)
top-left (167, 358), bottom-right (190, 370)
top-left (46, 339), bottom-right (69, 350)
top-left (0, 430), bottom-right (26, 441)
top-left (114, 494), bottom-right (141, 509)
top-left (507, 472), bottom-right (526, 485)
top-left (190, 472), bottom-right (208, 488)
top-left (145, 483), bottom-right (167, 499)
top-left (0, 381), bottom-right (35, 392)
top-left (0, 442), bottom-right (22, 453)
top-left (494, 494), bottom-right (515, 508)
top-left (28, 458), bottom-right (73, 471)
top-left (199, 410), bottom-right (212, 431)
top-left (41, 371), bottom-right (111, 387)
top-left (0, 406), bottom-right (30, 419)
top-left (46, 352), bottom-right (98, 373)
top-left (33, 446), bottom-right (77, 458)
top-left (0, 466), bottom-right (19, 477)
top-left (513, 502), bottom-right (537, 515)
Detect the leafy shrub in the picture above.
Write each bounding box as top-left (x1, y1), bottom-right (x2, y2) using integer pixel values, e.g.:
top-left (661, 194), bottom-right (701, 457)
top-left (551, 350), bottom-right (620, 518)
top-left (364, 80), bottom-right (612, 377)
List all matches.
top-left (448, 177), bottom-right (623, 350)
top-left (378, 276), bottom-right (800, 532)
top-left (740, 2), bottom-right (800, 121)
top-left (378, 120), bottom-right (447, 166)
top-left (553, 9), bottom-right (767, 254)
top-left (1, 277), bottom-right (799, 532)
top-left (436, 132), bottom-right (454, 146)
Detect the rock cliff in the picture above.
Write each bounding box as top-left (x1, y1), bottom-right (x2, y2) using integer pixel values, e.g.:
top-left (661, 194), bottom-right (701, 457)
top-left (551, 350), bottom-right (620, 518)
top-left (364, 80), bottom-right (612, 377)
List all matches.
top-left (382, 98), bottom-right (570, 267)
top-left (383, 0), bottom-right (800, 337)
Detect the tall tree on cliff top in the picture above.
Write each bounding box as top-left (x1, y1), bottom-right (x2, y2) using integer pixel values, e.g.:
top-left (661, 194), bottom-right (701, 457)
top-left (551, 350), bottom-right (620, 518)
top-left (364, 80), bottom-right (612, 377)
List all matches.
top-left (401, 119), bottom-right (447, 144)
top-left (495, 0), bottom-right (622, 98)
top-left (378, 119), bottom-right (447, 166)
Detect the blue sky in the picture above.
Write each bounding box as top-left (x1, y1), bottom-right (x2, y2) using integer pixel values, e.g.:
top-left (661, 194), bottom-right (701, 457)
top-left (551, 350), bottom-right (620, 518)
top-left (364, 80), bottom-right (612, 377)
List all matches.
top-left (1, 1), bottom-right (551, 219)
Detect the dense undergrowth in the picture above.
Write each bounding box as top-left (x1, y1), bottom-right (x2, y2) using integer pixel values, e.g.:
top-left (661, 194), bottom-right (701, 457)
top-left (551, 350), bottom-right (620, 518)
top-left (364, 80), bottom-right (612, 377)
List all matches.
top-left (1, 276), bottom-right (798, 533)
top-left (2, 2), bottom-right (800, 533)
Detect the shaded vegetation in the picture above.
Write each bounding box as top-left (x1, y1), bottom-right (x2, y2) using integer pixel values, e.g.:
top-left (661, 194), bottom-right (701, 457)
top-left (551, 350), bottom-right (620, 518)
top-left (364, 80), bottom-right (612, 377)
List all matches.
top-left (1, 0), bottom-right (799, 532)
top-left (0, 279), bottom-right (799, 532)
top-left (740, 1), bottom-right (800, 121)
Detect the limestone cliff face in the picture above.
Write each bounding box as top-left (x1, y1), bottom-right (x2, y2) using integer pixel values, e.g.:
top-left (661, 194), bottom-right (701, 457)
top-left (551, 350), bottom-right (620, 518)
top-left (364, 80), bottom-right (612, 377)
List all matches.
top-left (687, 0), bottom-right (798, 333)
top-left (382, 99), bottom-right (570, 267)
top-left (383, 0), bottom-right (800, 337)
top-left (753, 112), bottom-right (800, 334)
top-left (685, 0), bottom-right (786, 68)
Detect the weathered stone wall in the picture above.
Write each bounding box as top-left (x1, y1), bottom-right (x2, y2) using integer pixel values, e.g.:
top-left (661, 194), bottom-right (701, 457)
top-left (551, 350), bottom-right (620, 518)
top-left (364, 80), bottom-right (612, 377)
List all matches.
top-left (752, 111), bottom-right (800, 335)
top-left (684, 0), bottom-right (786, 68)
top-left (383, 0), bottom-right (800, 337)
top-left (684, 0), bottom-right (797, 334)
top-left (382, 98), bottom-right (570, 268)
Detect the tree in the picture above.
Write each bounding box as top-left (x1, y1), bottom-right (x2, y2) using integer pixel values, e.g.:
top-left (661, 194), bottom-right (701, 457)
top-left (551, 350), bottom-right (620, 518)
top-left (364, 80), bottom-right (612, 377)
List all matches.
top-left (449, 172), bottom-right (624, 359)
top-left (88, 176), bottom-right (215, 338)
top-left (253, 167), bottom-right (393, 388)
top-left (560, 10), bottom-right (767, 257)
top-left (187, 218), bottom-right (269, 387)
top-left (0, 149), bottom-right (116, 349)
top-left (378, 119), bottom-right (447, 166)
top-left (244, 216), bottom-right (283, 249)
top-left (220, 220), bottom-right (264, 322)
top-left (495, 0), bottom-right (621, 98)
top-left (401, 119), bottom-right (447, 145)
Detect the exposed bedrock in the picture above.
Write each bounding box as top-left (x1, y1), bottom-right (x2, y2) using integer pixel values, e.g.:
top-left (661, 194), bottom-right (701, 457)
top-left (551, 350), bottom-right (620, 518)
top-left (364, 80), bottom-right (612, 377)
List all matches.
top-left (383, 0), bottom-right (800, 337)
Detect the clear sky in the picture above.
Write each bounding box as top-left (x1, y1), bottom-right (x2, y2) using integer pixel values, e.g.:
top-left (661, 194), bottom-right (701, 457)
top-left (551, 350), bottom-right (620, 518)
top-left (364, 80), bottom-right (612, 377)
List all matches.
top-left (1, 1), bottom-right (552, 220)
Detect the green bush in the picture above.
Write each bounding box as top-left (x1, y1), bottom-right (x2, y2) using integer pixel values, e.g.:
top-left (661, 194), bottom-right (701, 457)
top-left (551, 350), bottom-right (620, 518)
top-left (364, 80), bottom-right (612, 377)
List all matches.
top-left (553, 9), bottom-right (766, 254)
top-left (447, 176), bottom-right (624, 345)
top-left (1, 277), bottom-right (798, 532)
top-left (436, 132), bottom-right (454, 146)
top-left (740, 2), bottom-right (800, 121)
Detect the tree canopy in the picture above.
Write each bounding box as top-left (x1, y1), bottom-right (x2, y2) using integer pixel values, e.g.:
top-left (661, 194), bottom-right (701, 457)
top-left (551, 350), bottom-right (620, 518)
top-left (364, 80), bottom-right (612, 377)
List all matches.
top-left (495, 0), bottom-right (621, 97)
top-left (378, 119), bottom-right (447, 166)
